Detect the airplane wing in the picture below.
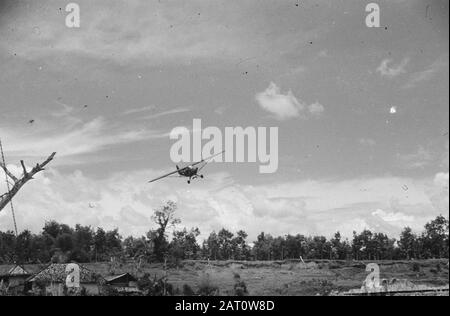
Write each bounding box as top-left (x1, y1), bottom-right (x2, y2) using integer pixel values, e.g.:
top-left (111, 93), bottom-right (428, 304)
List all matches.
top-left (189, 151), bottom-right (225, 168)
top-left (148, 169), bottom-right (183, 183)
top-left (148, 151), bottom-right (225, 183)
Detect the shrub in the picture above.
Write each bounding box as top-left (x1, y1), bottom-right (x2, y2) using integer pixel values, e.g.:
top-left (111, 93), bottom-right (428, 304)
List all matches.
top-left (102, 286), bottom-right (120, 296)
top-left (234, 280), bottom-right (248, 296)
top-left (138, 274), bottom-right (174, 296)
top-left (329, 263), bottom-right (342, 270)
top-left (317, 280), bottom-right (335, 296)
top-left (233, 273), bottom-right (248, 296)
top-left (182, 284), bottom-right (196, 296)
top-left (79, 287), bottom-right (89, 297)
top-left (197, 273), bottom-right (219, 296)
top-left (0, 280), bottom-right (9, 296)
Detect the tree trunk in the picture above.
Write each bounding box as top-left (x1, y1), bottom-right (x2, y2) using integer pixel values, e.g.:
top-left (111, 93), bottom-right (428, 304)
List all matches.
top-left (0, 152), bottom-right (56, 212)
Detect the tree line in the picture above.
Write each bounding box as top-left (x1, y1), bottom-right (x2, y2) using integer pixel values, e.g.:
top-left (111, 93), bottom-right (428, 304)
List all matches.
top-left (0, 201), bottom-right (448, 264)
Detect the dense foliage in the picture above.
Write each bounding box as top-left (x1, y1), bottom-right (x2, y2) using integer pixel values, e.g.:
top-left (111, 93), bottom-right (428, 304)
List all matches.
top-left (0, 202), bottom-right (448, 264)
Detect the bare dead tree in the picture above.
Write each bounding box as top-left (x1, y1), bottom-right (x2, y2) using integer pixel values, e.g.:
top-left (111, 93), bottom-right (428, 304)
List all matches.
top-left (0, 152), bottom-right (56, 213)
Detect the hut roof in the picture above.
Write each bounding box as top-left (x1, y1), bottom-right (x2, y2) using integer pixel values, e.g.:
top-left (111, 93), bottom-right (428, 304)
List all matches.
top-left (0, 264), bottom-right (30, 277)
top-left (9, 265), bottom-right (29, 276)
top-left (105, 273), bottom-right (137, 283)
top-left (28, 263), bottom-right (104, 284)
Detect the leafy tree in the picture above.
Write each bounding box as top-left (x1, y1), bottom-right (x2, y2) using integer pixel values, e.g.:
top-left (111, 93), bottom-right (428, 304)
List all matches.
top-left (218, 229), bottom-right (234, 260)
top-left (271, 236), bottom-right (286, 260)
top-left (43, 221), bottom-right (61, 239)
top-left (170, 227), bottom-right (201, 261)
top-left (93, 228), bottom-right (107, 261)
top-left (55, 233), bottom-right (74, 252)
top-left (15, 230), bottom-right (34, 262)
top-left (421, 215), bottom-right (449, 258)
top-left (151, 201), bottom-right (180, 261)
top-left (0, 214), bottom-right (449, 264)
top-left (74, 225), bottom-right (94, 254)
top-left (284, 234), bottom-right (306, 259)
top-left (105, 229), bottom-right (122, 255)
top-left (202, 232), bottom-right (220, 260)
top-left (372, 233), bottom-right (396, 260)
top-left (123, 236), bottom-right (150, 259)
top-left (330, 232), bottom-right (351, 260)
top-left (0, 231), bottom-right (16, 263)
top-left (232, 230), bottom-right (250, 260)
top-left (253, 232), bottom-right (274, 261)
top-left (30, 234), bottom-right (52, 263)
top-left (399, 227), bottom-right (419, 259)
top-left (352, 230), bottom-right (373, 260)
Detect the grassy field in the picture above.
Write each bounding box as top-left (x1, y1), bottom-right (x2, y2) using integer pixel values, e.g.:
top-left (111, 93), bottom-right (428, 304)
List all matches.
top-left (90, 259), bottom-right (450, 295)
top-left (162, 259), bottom-right (449, 296)
top-left (4, 259), bottom-right (449, 296)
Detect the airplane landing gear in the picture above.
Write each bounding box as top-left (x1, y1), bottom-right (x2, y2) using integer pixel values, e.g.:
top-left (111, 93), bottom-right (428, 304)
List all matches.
top-left (187, 175), bottom-right (203, 184)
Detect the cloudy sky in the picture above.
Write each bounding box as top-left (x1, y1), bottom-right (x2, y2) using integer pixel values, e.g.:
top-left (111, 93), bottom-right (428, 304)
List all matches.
top-left (0, 0), bottom-right (448, 241)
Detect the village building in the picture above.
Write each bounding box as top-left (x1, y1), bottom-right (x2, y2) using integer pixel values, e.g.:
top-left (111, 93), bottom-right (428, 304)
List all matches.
top-left (0, 264), bottom-right (31, 294)
top-left (105, 273), bottom-right (140, 294)
top-left (28, 263), bottom-right (106, 296)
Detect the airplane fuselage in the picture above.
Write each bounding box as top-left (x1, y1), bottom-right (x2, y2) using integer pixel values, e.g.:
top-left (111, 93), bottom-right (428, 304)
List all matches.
top-left (177, 166), bottom-right (203, 184)
top-left (178, 167), bottom-right (199, 178)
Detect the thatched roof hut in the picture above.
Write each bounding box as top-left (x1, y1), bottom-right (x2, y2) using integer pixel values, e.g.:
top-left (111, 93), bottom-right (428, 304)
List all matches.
top-left (28, 263), bottom-right (105, 296)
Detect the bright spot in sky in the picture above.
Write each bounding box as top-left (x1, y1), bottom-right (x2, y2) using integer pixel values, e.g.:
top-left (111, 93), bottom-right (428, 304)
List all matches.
top-left (390, 106), bottom-right (397, 114)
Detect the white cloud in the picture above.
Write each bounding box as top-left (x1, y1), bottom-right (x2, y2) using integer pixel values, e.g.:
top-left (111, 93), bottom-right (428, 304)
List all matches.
top-left (1, 167), bottom-right (445, 240)
top-left (390, 106), bottom-right (397, 114)
top-left (1, 0), bottom-right (301, 66)
top-left (52, 101), bottom-right (75, 118)
top-left (318, 50), bottom-right (329, 58)
top-left (140, 108), bottom-right (191, 120)
top-left (123, 107), bottom-right (190, 119)
top-left (123, 105), bottom-right (157, 115)
top-left (429, 172), bottom-right (449, 214)
top-left (1, 117), bottom-right (166, 161)
top-left (377, 58), bottom-right (409, 78)
top-left (255, 83), bottom-right (325, 120)
top-left (256, 82), bottom-right (303, 120)
top-left (441, 142), bottom-right (449, 170)
top-left (1, 2), bottom-right (237, 64)
top-left (434, 172), bottom-right (449, 188)
top-left (359, 138), bottom-right (377, 147)
top-left (403, 57), bottom-right (449, 89)
top-left (308, 102), bottom-right (325, 116)
top-left (396, 146), bottom-right (434, 170)
top-left (372, 209), bottom-right (415, 225)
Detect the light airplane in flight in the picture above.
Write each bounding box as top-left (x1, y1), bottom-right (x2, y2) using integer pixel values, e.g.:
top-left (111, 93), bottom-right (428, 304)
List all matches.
top-left (148, 151), bottom-right (225, 184)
